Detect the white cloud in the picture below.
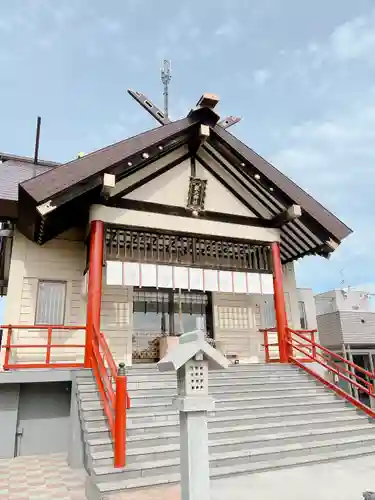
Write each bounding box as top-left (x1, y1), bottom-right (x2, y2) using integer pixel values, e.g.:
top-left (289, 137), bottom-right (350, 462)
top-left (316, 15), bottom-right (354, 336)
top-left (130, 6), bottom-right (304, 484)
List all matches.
top-left (253, 69), bottom-right (271, 86)
top-left (214, 19), bottom-right (242, 40)
top-left (304, 8), bottom-right (375, 66)
top-left (330, 10), bottom-right (375, 63)
top-left (272, 88), bottom-right (375, 290)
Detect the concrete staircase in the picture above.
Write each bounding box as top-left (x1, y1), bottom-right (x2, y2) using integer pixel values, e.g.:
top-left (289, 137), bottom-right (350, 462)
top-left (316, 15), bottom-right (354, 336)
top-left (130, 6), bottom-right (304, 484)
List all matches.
top-left (78, 363), bottom-right (375, 498)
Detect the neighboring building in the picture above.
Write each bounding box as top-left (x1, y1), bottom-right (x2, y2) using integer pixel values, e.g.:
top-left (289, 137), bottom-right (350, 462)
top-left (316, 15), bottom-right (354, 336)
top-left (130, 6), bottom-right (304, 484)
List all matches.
top-left (315, 288), bottom-right (375, 371)
top-left (0, 92), bottom-right (353, 463)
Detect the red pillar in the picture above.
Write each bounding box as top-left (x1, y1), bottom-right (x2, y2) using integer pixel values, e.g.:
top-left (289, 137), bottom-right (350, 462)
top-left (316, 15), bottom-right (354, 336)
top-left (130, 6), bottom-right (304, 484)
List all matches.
top-left (85, 220), bottom-right (105, 368)
top-left (271, 242), bottom-right (289, 363)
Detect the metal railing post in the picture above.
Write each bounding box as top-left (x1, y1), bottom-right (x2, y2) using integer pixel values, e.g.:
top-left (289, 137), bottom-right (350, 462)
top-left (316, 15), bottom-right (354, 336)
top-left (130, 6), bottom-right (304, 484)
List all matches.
top-left (114, 362), bottom-right (127, 468)
top-left (3, 326), bottom-right (12, 370)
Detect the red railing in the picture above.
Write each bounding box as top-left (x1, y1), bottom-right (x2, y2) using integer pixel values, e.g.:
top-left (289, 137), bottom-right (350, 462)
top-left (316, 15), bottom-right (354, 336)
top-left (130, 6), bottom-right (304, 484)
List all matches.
top-left (287, 328), bottom-right (375, 418)
top-left (262, 327), bottom-right (317, 363)
top-left (261, 327), bottom-right (279, 363)
top-left (0, 324), bottom-right (86, 370)
top-left (263, 327), bottom-right (375, 418)
top-left (1, 323), bottom-right (130, 468)
top-left (91, 324), bottom-right (130, 468)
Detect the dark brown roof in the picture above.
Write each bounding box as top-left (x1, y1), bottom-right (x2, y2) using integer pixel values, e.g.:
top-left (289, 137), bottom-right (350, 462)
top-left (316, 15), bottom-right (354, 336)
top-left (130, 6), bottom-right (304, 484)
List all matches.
top-left (211, 126), bottom-right (351, 243)
top-left (6, 104), bottom-right (352, 263)
top-left (21, 115), bottom-right (202, 204)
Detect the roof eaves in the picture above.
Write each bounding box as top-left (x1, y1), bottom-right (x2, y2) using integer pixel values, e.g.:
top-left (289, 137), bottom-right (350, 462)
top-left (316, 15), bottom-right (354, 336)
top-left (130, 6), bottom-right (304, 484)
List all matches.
top-left (20, 114), bottom-right (201, 204)
top-left (0, 152), bottom-right (60, 168)
top-left (211, 125), bottom-right (353, 243)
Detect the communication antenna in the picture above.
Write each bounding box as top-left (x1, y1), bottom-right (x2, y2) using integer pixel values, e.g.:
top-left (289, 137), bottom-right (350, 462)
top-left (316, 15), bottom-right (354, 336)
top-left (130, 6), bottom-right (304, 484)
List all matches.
top-left (160, 59), bottom-right (172, 118)
top-left (33, 116), bottom-right (42, 177)
top-left (339, 268), bottom-right (345, 287)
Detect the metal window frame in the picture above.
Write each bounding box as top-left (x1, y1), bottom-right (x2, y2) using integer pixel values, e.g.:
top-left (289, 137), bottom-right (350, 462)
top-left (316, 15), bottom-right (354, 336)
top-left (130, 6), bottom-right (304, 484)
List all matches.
top-left (298, 300), bottom-right (308, 329)
top-left (34, 280), bottom-right (67, 326)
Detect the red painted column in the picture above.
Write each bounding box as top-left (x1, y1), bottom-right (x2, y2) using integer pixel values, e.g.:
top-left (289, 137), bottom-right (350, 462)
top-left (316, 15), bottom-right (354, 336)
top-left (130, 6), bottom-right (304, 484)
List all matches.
top-left (85, 220), bottom-right (105, 368)
top-left (271, 242), bottom-right (289, 363)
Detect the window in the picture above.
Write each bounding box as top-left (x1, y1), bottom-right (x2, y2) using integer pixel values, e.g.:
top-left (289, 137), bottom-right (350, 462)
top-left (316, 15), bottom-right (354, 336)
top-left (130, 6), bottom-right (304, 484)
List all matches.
top-left (261, 293), bottom-right (291, 329)
top-left (35, 281), bottom-right (67, 325)
top-left (298, 301), bottom-right (308, 329)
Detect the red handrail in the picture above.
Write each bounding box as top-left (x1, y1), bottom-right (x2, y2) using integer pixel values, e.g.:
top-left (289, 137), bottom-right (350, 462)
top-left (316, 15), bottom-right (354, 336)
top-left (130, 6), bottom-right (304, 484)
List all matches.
top-left (260, 327), bottom-right (279, 363)
top-left (287, 328), bottom-right (375, 418)
top-left (1, 324), bottom-right (86, 370)
top-left (91, 325), bottom-right (130, 468)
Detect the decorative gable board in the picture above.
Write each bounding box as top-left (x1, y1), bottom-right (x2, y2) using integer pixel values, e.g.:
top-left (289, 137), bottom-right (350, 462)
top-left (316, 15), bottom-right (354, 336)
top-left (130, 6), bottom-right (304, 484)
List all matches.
top-left (124, 156), bottom-right (257, 217)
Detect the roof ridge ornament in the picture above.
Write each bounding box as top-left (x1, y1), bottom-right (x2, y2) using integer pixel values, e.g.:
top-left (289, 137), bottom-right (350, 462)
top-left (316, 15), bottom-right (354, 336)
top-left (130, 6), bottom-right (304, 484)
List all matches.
top-left (127, 89), bottom-right (242, 130)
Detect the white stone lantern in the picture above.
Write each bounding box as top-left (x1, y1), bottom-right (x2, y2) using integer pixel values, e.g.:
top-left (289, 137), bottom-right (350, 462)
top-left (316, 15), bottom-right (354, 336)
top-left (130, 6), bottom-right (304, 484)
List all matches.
top-left (158, 330), bottom-right (229, 500)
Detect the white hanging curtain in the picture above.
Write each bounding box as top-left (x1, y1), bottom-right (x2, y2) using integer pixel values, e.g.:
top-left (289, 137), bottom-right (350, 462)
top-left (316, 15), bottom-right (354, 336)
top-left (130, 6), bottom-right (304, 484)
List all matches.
top-left (106, 261), bottom-right (273, 295)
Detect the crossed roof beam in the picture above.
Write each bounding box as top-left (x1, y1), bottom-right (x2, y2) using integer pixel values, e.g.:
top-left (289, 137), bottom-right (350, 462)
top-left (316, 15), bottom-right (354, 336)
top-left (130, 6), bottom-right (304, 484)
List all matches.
top-left (127, 89), bottom-right (241, 130)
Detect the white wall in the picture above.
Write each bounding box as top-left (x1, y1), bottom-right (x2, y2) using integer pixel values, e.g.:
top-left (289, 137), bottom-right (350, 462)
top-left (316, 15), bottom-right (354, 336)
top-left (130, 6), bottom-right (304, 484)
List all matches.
top-left (212, 292), bottom-right (263, 363)
top-left (100, 284), bottom-right (133, 365)
top-left (1, 229), bottom-right (87, 367)
top-left (126, 153), bottom-right (257, 217)
top-left (297, 288), bottom-right (318, 331)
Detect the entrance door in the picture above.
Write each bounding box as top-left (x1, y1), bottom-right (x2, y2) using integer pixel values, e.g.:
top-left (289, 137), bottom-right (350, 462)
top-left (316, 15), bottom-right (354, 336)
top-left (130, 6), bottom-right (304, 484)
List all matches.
top-left (132, 288), bottom-right (213, 363)
top-left (15, 382), bottom-right (71, 456)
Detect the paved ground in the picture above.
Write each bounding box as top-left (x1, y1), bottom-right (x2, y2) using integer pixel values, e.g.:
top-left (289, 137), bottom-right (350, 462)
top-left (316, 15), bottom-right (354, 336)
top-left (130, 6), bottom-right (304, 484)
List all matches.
top-left (0, 453), bottom-right (374, 499)
top-left (0, 454), bottom-right (85, 500)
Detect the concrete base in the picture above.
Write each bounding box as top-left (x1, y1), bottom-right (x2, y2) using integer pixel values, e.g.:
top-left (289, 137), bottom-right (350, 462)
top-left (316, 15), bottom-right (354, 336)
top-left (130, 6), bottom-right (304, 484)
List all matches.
top-left (68, 373), bottom-right (85, 470)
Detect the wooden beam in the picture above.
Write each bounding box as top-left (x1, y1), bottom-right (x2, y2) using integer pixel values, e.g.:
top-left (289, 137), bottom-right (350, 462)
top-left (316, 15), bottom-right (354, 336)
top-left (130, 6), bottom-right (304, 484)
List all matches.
top-left (106, 198), bottom-right (275, 228)
top-left (271, 205), bottom-right (302, 227)
top-left (218, 116), bottom-right (242, 129)
top-left (0, 199), bottom-right (18, 220)
top-left (101, 173), bottom-right (116, 199)
top-left (127, 89), bottom-right (171, 125)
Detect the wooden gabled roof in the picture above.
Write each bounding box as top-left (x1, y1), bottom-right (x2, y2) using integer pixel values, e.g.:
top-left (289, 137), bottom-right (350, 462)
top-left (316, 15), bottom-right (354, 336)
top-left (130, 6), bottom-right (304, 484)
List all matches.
top-left (13, 101), bottom-right (352, 263)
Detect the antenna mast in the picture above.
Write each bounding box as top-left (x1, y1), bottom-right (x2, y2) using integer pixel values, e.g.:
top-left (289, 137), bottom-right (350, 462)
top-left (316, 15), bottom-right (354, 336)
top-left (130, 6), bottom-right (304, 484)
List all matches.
top-left (160, 59), bottom-right (172, 118)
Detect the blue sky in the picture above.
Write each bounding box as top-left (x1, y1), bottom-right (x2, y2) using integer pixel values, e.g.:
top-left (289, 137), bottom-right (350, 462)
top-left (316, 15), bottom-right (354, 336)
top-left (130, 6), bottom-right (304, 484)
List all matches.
top-left (1, 0), bottom-right (375, 322)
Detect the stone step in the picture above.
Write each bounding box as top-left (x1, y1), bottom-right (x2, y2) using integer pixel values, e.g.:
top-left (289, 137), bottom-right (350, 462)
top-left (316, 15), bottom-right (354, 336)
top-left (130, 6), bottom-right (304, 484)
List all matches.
top-left (87, 421), bottom-right (375, 462)
top-left (127, 372), bottom-right (306, 384)
top-left (81, 403), bottom-right (359, 441)
top-left (125, 413), bottom-right (372, 449)
top-left (79, 389), bottom-right (337, 412)
top-left (93, 443), bottom-right (375, 495)
top-left (128, 397), bottom-right (341, 423)
top-left (84, 413), bottom-right (371, 447)
top-left (124, 404), bottom-right (356, 437)
top-left (91, 433), bottom-right (375, 483)
top-left (79, 395), bottom-right (343, 425)
top-left (78, 384), bottom-right (328, 405)
top-left (77, 377), bottom-right (319, 395)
